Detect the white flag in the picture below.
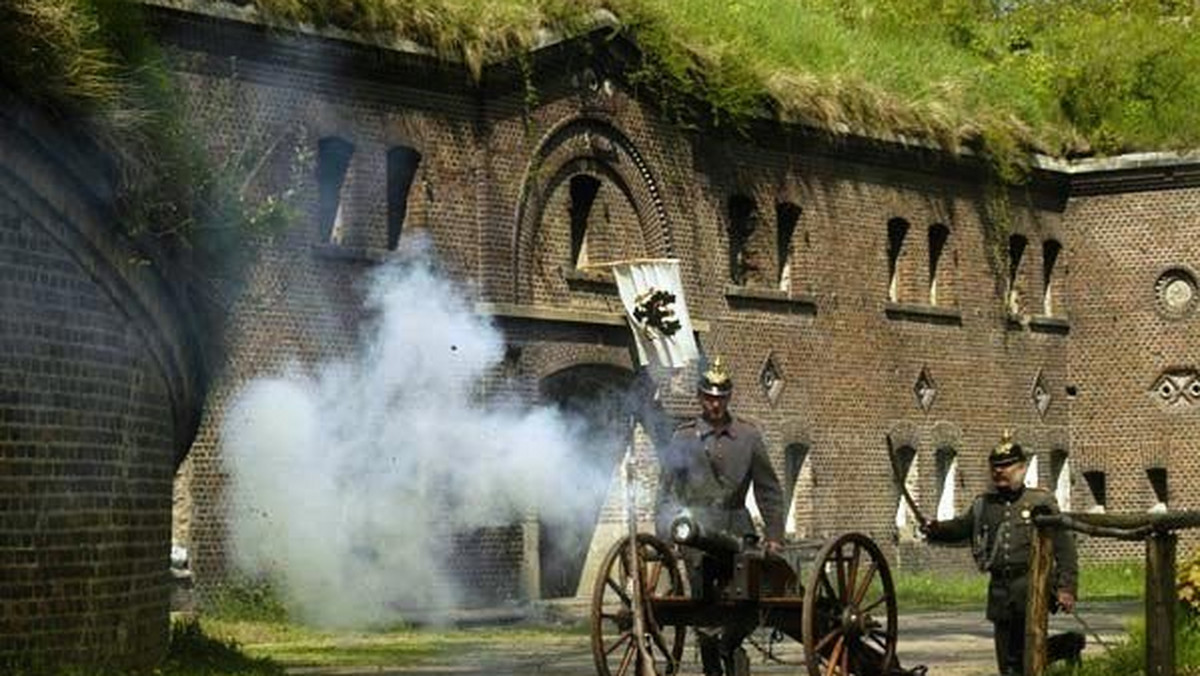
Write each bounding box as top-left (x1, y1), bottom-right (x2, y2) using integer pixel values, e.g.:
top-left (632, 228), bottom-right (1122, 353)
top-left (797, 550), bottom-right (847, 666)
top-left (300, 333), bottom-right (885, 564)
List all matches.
top-left (608, 259), bottom-right (699, 369)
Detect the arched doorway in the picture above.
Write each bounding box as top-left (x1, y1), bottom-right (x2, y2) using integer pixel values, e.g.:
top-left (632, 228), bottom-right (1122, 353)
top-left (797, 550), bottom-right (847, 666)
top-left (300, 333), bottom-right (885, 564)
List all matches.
top-left (538, 364), bottom-right (635, 598)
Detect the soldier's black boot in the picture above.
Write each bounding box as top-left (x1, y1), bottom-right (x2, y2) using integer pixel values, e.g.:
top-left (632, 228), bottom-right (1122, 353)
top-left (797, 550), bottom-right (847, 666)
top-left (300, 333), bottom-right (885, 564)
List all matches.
top-left (698, 633), bottom-right (724, 676)
top-left (721, 646), bottom-right (750, 676)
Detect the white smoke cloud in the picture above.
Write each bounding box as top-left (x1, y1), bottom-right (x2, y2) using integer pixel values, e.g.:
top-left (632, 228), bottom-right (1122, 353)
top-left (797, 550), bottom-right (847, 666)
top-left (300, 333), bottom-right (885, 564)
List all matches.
top-left (221, 237), bottom-right (620, 627)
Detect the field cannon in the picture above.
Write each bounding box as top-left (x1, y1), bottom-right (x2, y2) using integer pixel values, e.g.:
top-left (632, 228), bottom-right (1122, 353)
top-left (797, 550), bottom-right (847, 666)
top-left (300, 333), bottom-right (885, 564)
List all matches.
top-left (590, 514), bottom-right (917, 676)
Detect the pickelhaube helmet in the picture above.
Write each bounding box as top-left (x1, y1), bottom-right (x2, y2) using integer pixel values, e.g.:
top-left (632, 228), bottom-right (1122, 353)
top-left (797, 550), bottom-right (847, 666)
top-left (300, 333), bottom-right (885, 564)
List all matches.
top-left (989, 429), bottom-right (1028, 467)
top-left (698, 356), bottom-right (733, 397)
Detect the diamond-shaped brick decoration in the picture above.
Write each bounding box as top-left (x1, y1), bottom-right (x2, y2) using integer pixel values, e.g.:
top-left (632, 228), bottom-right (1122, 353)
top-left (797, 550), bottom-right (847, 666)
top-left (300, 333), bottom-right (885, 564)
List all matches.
top-left (1032, 369), bottom-right (1051, 418)
top-left (913, 367), bottom-right (937, 412)
top-left (759, 352), bottom-right (785, 406)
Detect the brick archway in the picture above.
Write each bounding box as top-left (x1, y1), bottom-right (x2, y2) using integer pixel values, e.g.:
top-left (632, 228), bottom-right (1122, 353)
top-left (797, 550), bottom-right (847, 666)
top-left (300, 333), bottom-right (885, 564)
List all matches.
top-left (512, 117), bottom-right (672, 302)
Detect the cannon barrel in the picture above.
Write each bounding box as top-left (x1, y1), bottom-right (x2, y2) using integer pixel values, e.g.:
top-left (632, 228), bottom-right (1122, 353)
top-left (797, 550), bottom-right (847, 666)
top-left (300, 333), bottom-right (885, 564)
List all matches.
top-left (670, 514), bottom-right (745, 554)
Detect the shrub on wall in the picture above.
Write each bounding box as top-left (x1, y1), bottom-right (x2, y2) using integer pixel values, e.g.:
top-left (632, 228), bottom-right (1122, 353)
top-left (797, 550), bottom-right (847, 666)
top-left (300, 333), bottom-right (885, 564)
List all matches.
top-left (1180, 547), bottom-right (1200, 616)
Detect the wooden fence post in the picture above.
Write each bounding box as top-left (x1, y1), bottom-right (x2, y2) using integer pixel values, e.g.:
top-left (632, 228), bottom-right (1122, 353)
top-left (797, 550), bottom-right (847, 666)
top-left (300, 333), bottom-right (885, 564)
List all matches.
top-left (1025, 525), bottom-right (1053, 676)
top-left (1146, 532), bottom-right (1177, 676)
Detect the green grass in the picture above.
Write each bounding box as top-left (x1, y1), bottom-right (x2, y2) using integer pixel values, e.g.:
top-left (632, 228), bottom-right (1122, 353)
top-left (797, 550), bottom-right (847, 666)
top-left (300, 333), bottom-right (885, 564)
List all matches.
top-left (1046, 612), bottom-right (1200, 676)
top-left (247, 0), bottom-right (1200, 167)
top-left (9, 0), bottom-right (1200, 176)
top-left (894, 560), bottom-right (1146, 611)
top-left (200, 617), bottom-right (585, 668)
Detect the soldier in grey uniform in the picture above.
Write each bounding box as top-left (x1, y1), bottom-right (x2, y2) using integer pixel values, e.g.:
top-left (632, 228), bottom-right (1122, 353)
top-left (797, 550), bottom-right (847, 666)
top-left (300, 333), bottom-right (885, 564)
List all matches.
top-left (655, 357), bottom-right (785, 676)
top-left (922, 434), bottom-right (1084, 676)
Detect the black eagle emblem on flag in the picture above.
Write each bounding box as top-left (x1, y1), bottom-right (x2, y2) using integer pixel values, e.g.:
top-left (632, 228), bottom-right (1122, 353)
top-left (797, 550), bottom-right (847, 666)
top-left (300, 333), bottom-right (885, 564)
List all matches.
top-left (632, 288), bottom-right (682, 338)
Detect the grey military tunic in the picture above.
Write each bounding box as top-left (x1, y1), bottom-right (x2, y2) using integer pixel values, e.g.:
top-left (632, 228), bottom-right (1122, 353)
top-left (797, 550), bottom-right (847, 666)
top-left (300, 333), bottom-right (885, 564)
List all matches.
top-left (656, 415), bottom-right (785, 543)
top-left (927, 486), bottom-right (1078, 621)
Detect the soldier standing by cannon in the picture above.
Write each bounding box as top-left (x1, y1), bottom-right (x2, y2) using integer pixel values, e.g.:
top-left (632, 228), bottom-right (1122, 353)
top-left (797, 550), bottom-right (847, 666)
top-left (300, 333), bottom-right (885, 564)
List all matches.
top-left (655, 357), bottom-right (785, 676)
top-left (921, 433), bottom-right (1084, 676)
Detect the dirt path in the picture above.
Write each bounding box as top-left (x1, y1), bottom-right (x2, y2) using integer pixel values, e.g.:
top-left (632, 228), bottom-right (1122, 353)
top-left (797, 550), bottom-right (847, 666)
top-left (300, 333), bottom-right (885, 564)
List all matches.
top-left (284, 601), bottom-right (1138, 676)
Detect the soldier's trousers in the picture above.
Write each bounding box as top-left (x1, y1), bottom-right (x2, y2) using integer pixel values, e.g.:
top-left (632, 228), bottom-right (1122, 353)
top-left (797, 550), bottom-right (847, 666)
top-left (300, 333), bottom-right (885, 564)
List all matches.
top-left (993, 617), bottom-right (1085, 676)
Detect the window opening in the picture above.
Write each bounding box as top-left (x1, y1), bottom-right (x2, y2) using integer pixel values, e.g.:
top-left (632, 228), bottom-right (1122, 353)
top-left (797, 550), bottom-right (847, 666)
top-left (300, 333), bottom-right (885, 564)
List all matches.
top-left (317, 136), bottom-right (355, 243)
top-left (1082, 470), bottom-right (1106, 513)
top-left (1023, 452), bottom-right (1040, 488)
top-left (935, 447), bottom-right (958, 520)
top-left (776, 202), bottom-right (801, 292)
top-left (728, 195), bottom-right (758, 285)
top-left (1147, 468), bottom-right (1168, 513)
top-left (887, 218), bottom-right (909, 302)
top-left (386, 146), bottom-right (422, 250)
top-left (1042, 239), bottom-right (1062, 316)
top-left (928, 224), bottom-right (950, 305)
top-left (783, 443), bottom-right (813, 538)
top-left (1007, 234), bottom-right (1028, 315)
top-left (568, 174), bottom-right (601, 267)
top-left (893, 446), bottom-right (918, 538)
top-left (1051, 450), bottom-right (1071, 511)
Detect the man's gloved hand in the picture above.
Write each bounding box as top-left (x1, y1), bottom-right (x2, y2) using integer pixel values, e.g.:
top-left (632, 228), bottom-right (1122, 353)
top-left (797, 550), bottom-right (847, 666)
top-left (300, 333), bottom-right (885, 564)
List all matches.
top-left (918, 520), bottom-right (937, 537)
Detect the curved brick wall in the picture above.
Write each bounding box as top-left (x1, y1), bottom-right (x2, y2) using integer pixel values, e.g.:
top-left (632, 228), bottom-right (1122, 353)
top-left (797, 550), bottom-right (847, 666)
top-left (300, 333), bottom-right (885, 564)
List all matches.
top-left (0, 94), bottom-right (205, 669)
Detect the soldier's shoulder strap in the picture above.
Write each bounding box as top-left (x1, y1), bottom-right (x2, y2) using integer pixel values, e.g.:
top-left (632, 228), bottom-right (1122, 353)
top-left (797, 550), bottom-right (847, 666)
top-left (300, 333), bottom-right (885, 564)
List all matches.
top-left (674, 418), bottom-right (699, 435)
top-left (732, 413), bottom-right (763, 430)
top-left (1024, 486), bottom-right (1057, 505)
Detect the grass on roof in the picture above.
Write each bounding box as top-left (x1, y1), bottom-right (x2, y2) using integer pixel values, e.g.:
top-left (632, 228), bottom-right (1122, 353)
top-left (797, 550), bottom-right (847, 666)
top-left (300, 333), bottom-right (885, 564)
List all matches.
top-left (246, 0), bottom-right (1200, 168)
top-left (3, 0), bottom-right (1200, 254)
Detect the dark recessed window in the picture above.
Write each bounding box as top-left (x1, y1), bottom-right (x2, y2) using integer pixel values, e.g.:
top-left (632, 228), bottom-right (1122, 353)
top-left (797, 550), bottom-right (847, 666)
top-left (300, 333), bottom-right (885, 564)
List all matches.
top-left (569, 174), bottom-right (601, 267)
top-left (1042, 239), bottom-right (1062, 315)
top-left (317, 136), bottom-right (355, 243)
top-left (776, 202), bottom-right (801, 291)
top-left (928, 224), bottom-right (950, 305)
top-left (728, 195), bottom-right (758, 285)
top-left (386, 146), bottom-right (422, 250)
top-left (887, 218), bottom-right (909, 302)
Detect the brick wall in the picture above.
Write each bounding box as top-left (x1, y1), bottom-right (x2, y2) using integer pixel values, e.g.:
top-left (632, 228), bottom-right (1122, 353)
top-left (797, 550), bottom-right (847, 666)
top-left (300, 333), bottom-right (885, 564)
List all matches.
top-left (159, 7), bottom-right (1198, 612)
top-left (0, 94), bottom-right (205, 668)
top-left (1064, 184), bottom-right (1200, 560)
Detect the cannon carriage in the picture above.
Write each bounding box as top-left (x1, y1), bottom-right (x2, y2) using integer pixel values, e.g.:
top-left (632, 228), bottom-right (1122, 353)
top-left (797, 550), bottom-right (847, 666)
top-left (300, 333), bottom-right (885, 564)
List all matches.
top-left (589, 513), bottom-right (908, 676)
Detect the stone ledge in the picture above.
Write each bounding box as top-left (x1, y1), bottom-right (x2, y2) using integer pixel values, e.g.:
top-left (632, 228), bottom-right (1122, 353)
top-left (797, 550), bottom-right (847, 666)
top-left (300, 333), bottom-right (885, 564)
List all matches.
top-left (311, 242), bottom-right (400, 263)
top-left (562, 266), bottom-right (617, 294)
top-left (884, 302), bottom-right (962, 326)
top-left (724, 284), bottom-right (818, 314)
top-left (476, 302), bottom-right (710, 331)
top-left (1005, 313), bottom-right (1071, 334)
top-left (1029, 315), bottom-right (1071, 334)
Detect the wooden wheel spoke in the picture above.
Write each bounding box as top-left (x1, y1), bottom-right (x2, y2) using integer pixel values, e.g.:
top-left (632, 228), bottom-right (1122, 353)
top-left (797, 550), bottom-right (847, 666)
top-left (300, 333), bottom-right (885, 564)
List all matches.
top-left (859, 594), bottom-right (888, 615)
top-left (864, 628), bottom-right (890, 648)
top-left (852, 561), bottom-right (878, 606)
top-left (648, 626), bottom-right (672, 660)
top-left (824, 636), bottom-right (846, 676)
top-left (819, 570), bottom-right (839, 602)
top-left (835, 548), bottom-right (848, 602)
top-left (606, 577), bottom-right (632, 606)
top-left (614, 641), bottom-right (636, 676)
top-left (840, 638), bottom-right (850, 676)
top-left (813, 626), bottom-right (843, 655)
top-left (845, 543), bottom-right (861, 603)
top-left (646, 559), bottom-right (664, 591)
top-left (605, 632), bottom-right (633, 655)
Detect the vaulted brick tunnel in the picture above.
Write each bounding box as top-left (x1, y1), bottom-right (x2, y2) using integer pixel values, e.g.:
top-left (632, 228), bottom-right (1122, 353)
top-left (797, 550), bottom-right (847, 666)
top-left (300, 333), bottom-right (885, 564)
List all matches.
top-left (0, 93), bottom-right (206, 669)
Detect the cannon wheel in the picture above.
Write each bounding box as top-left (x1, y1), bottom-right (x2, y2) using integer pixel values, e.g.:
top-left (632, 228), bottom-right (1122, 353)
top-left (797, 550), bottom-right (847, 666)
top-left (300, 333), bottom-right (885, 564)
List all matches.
top-left (590, 534), bottom-right (688, 676)
top-left (802, 532), bottom-right (898, 676)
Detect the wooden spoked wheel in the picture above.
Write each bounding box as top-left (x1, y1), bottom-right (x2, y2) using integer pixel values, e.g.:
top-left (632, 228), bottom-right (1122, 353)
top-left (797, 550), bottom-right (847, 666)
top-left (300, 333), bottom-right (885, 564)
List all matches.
top-left (590, 534), bottom-right (688, 676)
top-left (802, 533), bottom-right (898, 676)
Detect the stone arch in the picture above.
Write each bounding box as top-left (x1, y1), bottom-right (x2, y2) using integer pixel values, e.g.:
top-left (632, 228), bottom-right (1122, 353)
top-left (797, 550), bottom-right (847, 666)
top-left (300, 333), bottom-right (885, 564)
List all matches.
top-left (535, 362), bottom-right (638, 599)
top-left (930, 421), bottom-right (963, 519)
top-left (886, 421), bottom-right (921, 538)
top-left (512, 117), bottom-right (672, 301)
